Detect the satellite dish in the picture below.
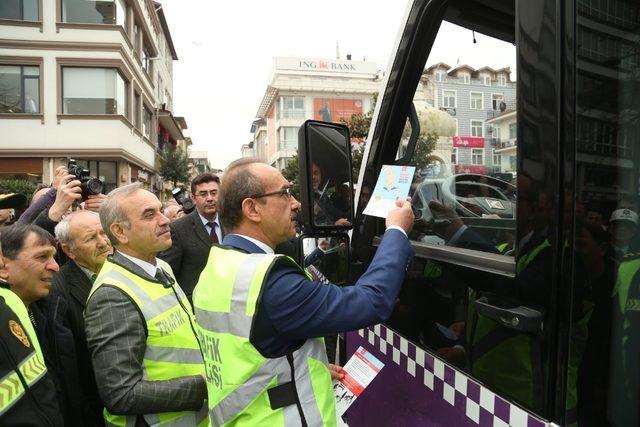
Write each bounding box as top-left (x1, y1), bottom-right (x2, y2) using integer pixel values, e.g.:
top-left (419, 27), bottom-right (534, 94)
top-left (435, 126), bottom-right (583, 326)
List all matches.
top-left (499, 101), bottom-right (507, 112)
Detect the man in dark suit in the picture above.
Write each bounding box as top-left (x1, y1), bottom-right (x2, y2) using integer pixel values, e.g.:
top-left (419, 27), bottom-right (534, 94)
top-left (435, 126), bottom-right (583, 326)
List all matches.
top-left (160, 173), bottom-right (222, 298)
top-left (52, 210), bottom-right (112, 425)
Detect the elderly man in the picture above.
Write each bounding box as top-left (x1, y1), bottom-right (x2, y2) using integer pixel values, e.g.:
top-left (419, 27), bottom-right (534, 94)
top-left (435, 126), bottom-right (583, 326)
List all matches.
top-left (52, 210), bottom-right (112, 425)
top-left (0, 224), bottom-right (63, 425)
top-left (85, 183), bottom-right (208, 426)
top-left (193, 159), bottom-right (414, 426)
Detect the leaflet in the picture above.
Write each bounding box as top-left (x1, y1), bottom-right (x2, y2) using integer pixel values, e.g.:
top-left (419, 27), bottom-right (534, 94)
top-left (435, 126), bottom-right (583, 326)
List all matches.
top-left (363, 164), bottom-right (415, 218)
top-left (334, 346), bottom-right (384, 417)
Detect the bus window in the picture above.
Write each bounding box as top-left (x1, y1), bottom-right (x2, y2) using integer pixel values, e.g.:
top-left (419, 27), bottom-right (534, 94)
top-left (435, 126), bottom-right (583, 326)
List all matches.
top-left (400, 22), bottom-right (518, 254)
top-left (570, 2), bottom-right (640, 425)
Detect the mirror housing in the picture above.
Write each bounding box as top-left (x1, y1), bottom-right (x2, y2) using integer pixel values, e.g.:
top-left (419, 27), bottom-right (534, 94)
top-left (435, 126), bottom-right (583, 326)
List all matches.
top-left (298, 233), bottom-right (350, 285)
top-left (298, 120), bottom-right (354, 232)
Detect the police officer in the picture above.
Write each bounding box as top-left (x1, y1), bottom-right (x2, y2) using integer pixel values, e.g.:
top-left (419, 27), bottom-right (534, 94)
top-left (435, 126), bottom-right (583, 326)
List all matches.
top-left (85, 183), bottom-right (208, 426)
top-left (0, 218), bottom-right (63, 425)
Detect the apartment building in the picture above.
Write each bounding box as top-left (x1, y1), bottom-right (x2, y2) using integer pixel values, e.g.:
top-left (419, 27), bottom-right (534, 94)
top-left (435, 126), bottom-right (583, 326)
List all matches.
top-left (0, 0), bottom-right (186, 192)
top-left (252, 57), bottom-right (381, 171)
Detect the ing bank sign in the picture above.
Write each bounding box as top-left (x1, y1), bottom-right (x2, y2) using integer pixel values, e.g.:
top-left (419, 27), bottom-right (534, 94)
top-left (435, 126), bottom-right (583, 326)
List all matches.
top-left (275, 57), bottom-right (378, 76)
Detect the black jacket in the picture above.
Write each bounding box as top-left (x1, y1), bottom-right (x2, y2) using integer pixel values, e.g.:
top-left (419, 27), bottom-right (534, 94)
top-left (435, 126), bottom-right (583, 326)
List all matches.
top-left (51, 260), bottom-right (104, 426)
top-left (31, 280), bottom-right (103, 427)
top-left (0, 283), bottom-right (63, 426)
top-left (159, 211), bottom-right (222, 297)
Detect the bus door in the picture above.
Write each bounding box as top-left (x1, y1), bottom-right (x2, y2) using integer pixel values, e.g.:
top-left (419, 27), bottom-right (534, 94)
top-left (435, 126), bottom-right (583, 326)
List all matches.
top-left (347, 0), bottom-right (573, 426)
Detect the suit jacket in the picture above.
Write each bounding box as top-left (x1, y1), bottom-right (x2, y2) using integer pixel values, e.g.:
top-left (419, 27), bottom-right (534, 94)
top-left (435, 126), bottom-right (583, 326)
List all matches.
top-left (159, 211), bottom-right (222, 297)
top-left (51, 260), bottom-right (103, 426)
top-left (84, 251), bottom-right (206, 423)
top-left (216, 230), bottom-right (415, 357)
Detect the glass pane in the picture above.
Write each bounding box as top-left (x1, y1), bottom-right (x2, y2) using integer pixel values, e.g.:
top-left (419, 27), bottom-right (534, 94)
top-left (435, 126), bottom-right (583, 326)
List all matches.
top-left (143, 106), bottom-right (152, 138)
top-left (23, 0), bottom-right (37, 20)
top-left (63, 67), bottom-right (123, 115)
top-left (97, 161), bottom-right (117, 193)
top-left (0, 0), bottom-right (37, 20)
top-left (115, 0), bottom-right (125, 26)
top-left (23, 77), bottom-right (39, 113)
top-left (0, 65), bottom-right (22, 113)
top-left (63, 0), bottom-right (116, 24)
top-left (133, 94), bottom-right (140, 128)
top-left (571, 1), bottom-right (640, 425)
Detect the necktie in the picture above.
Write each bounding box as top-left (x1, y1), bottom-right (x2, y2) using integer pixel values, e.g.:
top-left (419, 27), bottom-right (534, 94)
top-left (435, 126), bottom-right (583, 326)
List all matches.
top-left (207, 222), bottom-right (219, 244)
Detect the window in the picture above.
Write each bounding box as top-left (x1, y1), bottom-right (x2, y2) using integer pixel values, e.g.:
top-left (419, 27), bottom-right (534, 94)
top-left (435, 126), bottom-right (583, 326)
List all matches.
top-left (462, 73), bottom-right (470, 84)
top-left (472, 148), bottom-right (484, 165)
top-left (470, 92), bottom-right (483, 110)
top-left (143, 106), bottom-right (152, 139)
top-left (134, 24), bottom-right (141, 53)
top-left (0, 65), bottom-right (40, 113)
top-left (509, 122), bottom-right (517, 139)
top-left (142, 45), bottom-right (151, 73)
top-left (492, 125), bottom-right (501, 140)
top-left (493, 150), bottom-right (501, 168)
top-left (492, 93), bottom-right (504, 110)
top-left (62, 67), bottom-right (127, 115)
top-left (450, 148), bottom-right (457, 164)
top-left (497, 74), bottom-right (507, 86)
top-left (471, 120), bottom-right (483, 137)
top-left (133, 93), bottom-right (140, 128)
top-left (0, 0), bottom-right (38, 21)
top-left (279, 127), bottom-right (297, 150)
top-left (482, 74), bottom-right (491, 86)
top-left (62, 0), bottom-right (126, 25)
top-left (280, 96), bottom-right (305, 119)
top-left (435, 69), bottom-right (446, 82)
top-left (442, 90), bottom-right (456, 108)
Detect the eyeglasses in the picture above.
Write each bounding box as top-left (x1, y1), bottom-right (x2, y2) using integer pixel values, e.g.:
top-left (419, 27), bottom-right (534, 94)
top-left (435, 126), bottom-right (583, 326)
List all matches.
top-left (195, 190), bottom-right (218, 198)
top-left (251, 186), bottom-right (293, 200)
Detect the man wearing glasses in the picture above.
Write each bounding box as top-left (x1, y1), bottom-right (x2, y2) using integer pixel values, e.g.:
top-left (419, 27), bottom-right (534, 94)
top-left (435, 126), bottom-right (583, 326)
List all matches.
top-left (160, 173), bottom-right (222, 300)
top-left (192, 158), bottom-right (415, 426)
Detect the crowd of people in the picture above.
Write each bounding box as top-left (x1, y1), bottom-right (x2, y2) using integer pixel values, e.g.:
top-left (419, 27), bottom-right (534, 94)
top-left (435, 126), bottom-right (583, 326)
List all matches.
top-left (0, 158), bottom-right (415, 426)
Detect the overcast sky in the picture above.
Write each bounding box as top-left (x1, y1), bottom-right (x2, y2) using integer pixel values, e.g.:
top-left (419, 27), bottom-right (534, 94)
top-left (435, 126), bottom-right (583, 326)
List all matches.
top-left (161, 1), bottom-right (516, 170)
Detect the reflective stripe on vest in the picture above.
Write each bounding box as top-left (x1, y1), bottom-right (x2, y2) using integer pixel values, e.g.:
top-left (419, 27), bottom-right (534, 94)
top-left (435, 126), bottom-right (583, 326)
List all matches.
top-left (194, 246), bottom-right (336, 427)
top-left (89, 259), bottom-right (208, 427)
top-left (0, 287), bottom-right (48, 416)
top-left (0, 350), bottom-right (47, 415)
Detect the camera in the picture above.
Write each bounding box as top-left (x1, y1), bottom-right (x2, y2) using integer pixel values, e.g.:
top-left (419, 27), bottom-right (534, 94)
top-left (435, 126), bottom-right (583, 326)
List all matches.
top-left (67, 159), bottom-right (105, 201)
top-left (171, 187), bottom-right (195, 214)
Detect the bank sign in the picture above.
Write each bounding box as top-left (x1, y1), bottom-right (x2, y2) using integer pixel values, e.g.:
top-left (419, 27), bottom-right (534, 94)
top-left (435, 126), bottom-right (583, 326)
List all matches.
top-left (275, 57), bottom-right (378, 76)
top-left (453, 136), bottom-right (485, 148)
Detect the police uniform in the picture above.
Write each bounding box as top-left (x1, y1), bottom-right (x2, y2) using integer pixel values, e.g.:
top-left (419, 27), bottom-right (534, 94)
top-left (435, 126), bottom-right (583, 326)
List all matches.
top-left (0, 282), bottom-right (63, 426)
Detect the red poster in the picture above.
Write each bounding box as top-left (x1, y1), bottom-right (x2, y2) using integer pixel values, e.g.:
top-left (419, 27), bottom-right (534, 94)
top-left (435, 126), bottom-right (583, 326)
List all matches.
top-left (453, 136), bottom-right (485, 148)
top-left (314, 98), bottom-right (363, 123)
top-left (455, 164), bottom-right (489, 174)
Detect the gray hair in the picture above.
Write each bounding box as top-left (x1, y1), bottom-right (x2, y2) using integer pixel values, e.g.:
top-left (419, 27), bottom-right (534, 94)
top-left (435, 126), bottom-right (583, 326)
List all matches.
top-left (218, 158), bottom-right (265, 231)
top-left (99, 182), bottom-right (143, 245)
top-left (54, 210), bottom-right (99, 249)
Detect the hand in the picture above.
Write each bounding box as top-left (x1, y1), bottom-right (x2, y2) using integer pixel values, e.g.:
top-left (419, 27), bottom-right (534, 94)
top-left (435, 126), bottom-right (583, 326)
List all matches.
top-left (51, 166), bottom-right (67, 189)
top-left (84, 194), bottom-right (107, 212)
top-left (428, 201), bottom-right (464, 240)
top-left (328, 364), bottom-right (345, 381)
top-left (334, 218), bottom-right (352, 226)
top-left (48, 174), bottom-right (82, 222)
top-left (386, 198), bottom-right (414, 234)
top-left (436, 346), bottom-right (466, 366)
top-left (449, 321), bottom-right (466, 339)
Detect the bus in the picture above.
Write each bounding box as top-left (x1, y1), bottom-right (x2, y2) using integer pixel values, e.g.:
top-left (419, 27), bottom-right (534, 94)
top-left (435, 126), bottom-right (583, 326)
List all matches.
top-left (296, 0), bottom-right (640, 425)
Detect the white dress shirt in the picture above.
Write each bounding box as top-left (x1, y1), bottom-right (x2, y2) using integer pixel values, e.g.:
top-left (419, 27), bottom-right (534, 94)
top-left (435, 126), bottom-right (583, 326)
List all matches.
top-left (198, 212), bottom-right (222, 242)
top-left (118, 251), bottom-right (161, 278)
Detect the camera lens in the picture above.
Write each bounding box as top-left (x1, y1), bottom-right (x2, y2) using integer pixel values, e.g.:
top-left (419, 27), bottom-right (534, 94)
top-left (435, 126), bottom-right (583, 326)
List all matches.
top-left (85, 178), bottom-right (105, 196)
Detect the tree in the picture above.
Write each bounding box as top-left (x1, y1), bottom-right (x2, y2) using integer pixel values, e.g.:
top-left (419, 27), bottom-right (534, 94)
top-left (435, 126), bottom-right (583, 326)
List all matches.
top-left (158, 146), bottom-right (190, 188)
top-left (281, 155), bottom-right (300, 200)
top-left (0, 179), bottom-right (36, 203)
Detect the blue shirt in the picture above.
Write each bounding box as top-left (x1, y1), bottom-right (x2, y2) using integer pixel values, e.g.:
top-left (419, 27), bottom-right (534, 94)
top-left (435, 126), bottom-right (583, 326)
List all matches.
top-left (222, 229), bottom-right (414, 357)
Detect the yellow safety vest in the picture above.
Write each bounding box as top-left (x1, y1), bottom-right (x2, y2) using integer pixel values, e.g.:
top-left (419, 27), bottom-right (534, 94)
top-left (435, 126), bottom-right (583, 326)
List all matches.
top-left (193, 246), bottom-right (336, 427)
top-left (88, 258), bottom-right (208, 427)
top-left (0, 286), bottom-right (48, 416)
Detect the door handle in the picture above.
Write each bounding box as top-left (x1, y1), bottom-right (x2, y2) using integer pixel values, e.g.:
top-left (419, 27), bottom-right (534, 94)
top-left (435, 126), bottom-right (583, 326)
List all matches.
top-left (474, 297), bottom-right (544, 334)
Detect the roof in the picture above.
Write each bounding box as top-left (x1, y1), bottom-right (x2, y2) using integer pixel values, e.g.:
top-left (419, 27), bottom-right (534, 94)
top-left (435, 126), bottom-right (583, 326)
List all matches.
top-left (153, 2), bottom-right (178, 60)
top-left (448, 64), bottom-right (474, 75)
top-left (485, 109), bottom-right (516, 124)
top-left (476, 66), bottom-right (497, 74)
top-left (425, 62), bottom-right (451, 72)
top-left (256, 86), bottom-right (278, 119)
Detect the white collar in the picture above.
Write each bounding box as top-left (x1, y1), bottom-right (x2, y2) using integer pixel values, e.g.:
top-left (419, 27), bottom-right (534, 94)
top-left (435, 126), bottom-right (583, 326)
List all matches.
top-left (198, 212), bottom-right (219, 228)
top-left (228, 233), bottom-right (274, 254)
top-left (118, 251), bottom-right (159, 278)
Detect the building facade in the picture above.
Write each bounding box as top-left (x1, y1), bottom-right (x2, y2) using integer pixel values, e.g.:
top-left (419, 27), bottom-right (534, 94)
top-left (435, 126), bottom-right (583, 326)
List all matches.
top-left (0, 0), bottom-right (186, 192)
top-left (252, 57), bottom-right (381, 171)
top-left (418, 63), bottom-right (517, 176)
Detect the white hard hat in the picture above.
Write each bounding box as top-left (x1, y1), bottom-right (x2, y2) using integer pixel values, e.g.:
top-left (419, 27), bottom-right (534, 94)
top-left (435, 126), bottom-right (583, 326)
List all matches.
top-left (610, 208), bottom-right (639, 225)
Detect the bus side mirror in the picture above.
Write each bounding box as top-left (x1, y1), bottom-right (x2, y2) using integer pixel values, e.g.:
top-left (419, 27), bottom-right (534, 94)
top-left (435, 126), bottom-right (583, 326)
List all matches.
top-left (298, 120), bottom-right (355, 232)
top-left (298, 234), bottom-right (350, 285)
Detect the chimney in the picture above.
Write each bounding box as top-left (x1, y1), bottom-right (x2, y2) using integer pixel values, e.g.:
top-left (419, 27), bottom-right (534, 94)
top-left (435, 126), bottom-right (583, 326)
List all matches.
top-left (346, 54), bottom-right (352, 61)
